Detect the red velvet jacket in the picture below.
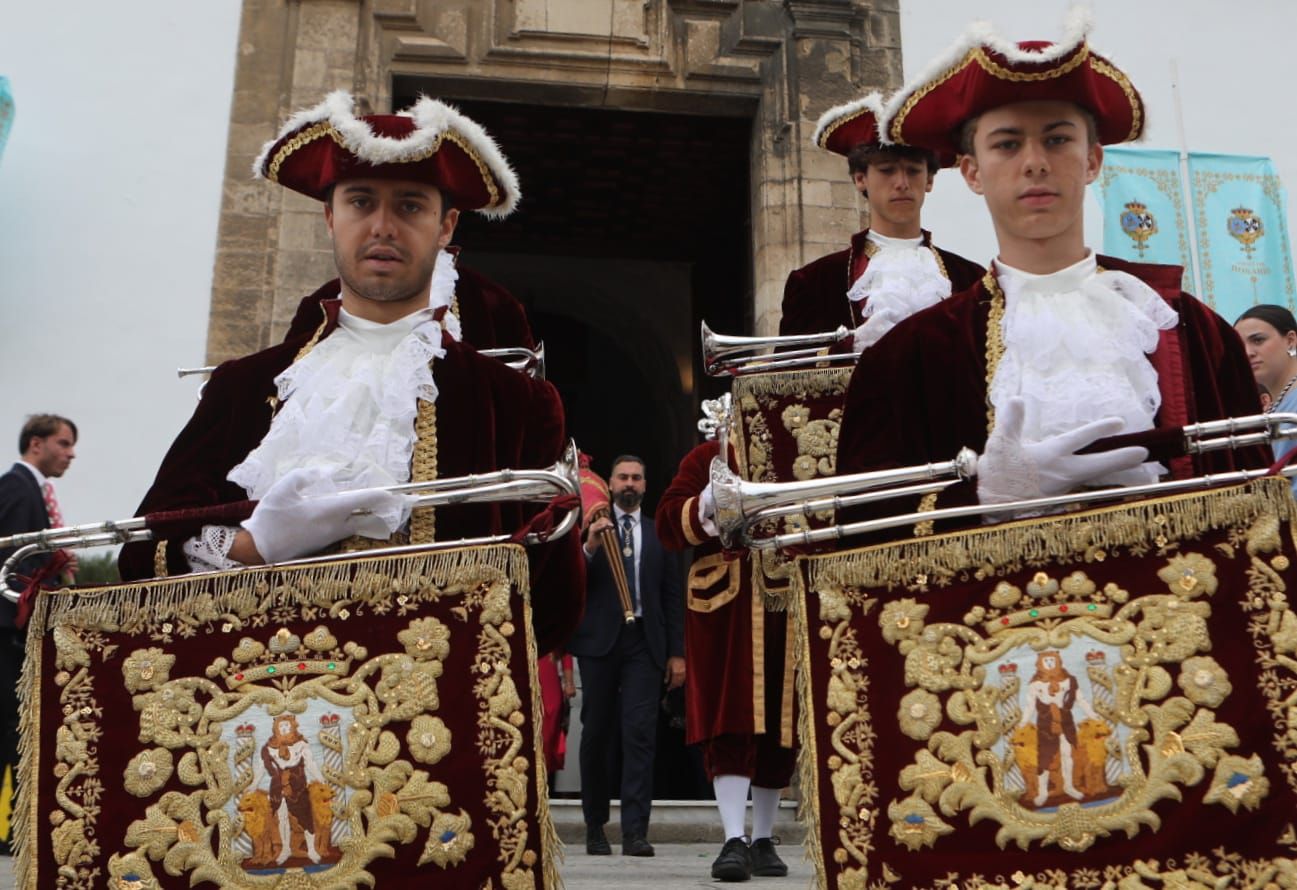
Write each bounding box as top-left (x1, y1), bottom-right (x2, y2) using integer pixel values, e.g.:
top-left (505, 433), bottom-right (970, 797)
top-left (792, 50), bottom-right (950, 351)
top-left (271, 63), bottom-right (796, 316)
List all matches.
top-left (119, 297), bottom-right (582, 653)
top-left (779, 228), bottom-right (986, 336)
top-left (657, 441), bottom-right (793, 746)
top-left (835, 257), bottom-right (1268, 537)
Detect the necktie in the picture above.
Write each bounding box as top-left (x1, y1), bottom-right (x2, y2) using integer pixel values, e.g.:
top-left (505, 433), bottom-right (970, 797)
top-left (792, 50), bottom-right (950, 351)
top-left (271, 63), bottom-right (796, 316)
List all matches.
top-left (42, 482), bottom-right (64, 528)
top-left (620, 514), bottom-right (638, 614)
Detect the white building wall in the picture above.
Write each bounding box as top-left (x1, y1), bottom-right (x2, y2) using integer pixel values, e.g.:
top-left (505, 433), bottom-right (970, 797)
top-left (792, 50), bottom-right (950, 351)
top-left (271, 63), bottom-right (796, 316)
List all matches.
top-left (0, 1), bottom-right (241, 529)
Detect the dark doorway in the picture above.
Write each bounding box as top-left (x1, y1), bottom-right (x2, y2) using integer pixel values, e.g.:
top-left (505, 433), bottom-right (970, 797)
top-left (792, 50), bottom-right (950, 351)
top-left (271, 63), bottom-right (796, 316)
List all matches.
top-left (394, 82), bottom-right (753, 805)
top-left (392, 82), bottom-right (753, 510)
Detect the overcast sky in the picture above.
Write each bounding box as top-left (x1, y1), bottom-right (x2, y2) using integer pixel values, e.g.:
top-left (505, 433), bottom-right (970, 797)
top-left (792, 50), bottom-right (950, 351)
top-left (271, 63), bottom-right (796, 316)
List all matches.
top-left (1, 0), bottom-right (1293, 538)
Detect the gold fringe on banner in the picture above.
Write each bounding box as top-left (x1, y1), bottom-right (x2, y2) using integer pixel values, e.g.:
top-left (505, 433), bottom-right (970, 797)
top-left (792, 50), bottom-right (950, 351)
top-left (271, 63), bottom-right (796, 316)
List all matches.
top-left (789, 566), bottom-right (829, 888)
top-left (27, 543), bottom-right (528, 637)
top-left (807, 477), bottom-right (1295, 592)
top-left (730, 366), bottom-right (853, 402)
top-left (523, 594), bottom-right (565, 890)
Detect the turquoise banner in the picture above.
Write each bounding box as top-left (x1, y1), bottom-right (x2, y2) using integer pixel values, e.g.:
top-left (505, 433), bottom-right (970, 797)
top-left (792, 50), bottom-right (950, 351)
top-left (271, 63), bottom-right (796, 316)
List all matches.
top-left (1189, 152), bottom-right (1296, 320)
top-left (0, 77), bottom-right (12, 164)
top-left (1095, 147), bottom-right (1193, 291)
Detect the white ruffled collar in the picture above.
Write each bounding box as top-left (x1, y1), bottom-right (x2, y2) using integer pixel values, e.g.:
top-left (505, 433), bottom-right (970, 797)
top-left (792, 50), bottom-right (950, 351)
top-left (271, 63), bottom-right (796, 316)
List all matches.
top-left (227, 249), bottom-right (462, 535)
top-left (865, 230), bottom-right (924, 251)
top-left (989, 251), bottom-right (1179, 486)
top-left (848, 230), bottom-right (951, 350)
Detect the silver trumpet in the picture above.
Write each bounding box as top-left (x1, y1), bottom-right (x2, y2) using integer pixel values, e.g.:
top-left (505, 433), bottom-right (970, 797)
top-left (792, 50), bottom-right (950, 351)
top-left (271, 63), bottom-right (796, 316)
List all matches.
top-left (0, 441), bottom-right (583, 597)
top-left (711, 448), bottom-right (979, 548)
top-left (178, 342), bottom-right (548, 381)
top-left (701, 322), bottom-right (857, 377)
top-left (736, 412), bottom-right (1297, 551)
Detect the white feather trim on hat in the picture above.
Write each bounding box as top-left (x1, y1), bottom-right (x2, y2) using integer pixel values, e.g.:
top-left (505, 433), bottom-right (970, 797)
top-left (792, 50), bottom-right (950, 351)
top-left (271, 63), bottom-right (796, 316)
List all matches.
top-left (812, 91), bottom-right (887, 150)
top-left (252, 90), bottom-right (521, 218)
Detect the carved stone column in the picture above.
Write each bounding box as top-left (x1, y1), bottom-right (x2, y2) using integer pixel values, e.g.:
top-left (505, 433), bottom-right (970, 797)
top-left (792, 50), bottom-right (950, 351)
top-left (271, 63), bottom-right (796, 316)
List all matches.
top-left (207, 0), bottom-right (365, 362)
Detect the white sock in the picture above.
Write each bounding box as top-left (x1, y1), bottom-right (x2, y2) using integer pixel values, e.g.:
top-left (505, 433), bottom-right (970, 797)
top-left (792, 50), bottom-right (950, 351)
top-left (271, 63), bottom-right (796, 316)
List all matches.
top-left (713, 775), bottom-right (750, 841)
top-left (751, 785), bottom-right (782, 840)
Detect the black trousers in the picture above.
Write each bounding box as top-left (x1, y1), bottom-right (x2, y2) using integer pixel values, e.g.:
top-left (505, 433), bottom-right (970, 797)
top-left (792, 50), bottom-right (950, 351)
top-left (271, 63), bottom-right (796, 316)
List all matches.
top-left (577, 620), bottom-right (660, 838)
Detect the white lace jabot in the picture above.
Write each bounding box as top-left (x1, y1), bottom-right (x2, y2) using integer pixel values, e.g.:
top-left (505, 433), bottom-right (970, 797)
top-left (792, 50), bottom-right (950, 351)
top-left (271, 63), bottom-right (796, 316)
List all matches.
top-left (849, 230), bottom-right (951, 349)
top-left (227, 249), bottom-right (462, 535)
top-left (989, 251), bottom-right (1179, 486)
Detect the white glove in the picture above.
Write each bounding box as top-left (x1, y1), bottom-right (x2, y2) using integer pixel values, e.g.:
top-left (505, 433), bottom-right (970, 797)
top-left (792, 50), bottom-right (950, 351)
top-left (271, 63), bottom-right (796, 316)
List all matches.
top-left (242, 467), bottom-right (413, 564)
top-left (697, 483), bottom-right (719, 538)
top-left (977, 397), bottom-right (1150, 506)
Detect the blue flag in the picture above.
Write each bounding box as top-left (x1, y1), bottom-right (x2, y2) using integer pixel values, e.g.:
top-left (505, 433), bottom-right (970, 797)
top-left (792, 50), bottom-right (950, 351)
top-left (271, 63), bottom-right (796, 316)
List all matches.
top-left (1188, 153), bottom-right (1296, 320)
top-left (0, 77), bottom-right (12, 165)
top-left (1095, 147), bottom-right (1193, 290)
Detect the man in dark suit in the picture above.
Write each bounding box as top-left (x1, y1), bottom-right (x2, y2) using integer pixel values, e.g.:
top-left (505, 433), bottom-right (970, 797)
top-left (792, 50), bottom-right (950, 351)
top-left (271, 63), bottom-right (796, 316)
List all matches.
top-left (567, 455), bottom-right (684, 858)
top-left (0, 414), bottom-right (77, 854)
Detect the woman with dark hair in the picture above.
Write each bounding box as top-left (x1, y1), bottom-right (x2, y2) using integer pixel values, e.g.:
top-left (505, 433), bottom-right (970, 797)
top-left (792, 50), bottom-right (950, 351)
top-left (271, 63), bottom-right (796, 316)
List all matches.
top-left (1235, 304), bottom-right (1297, 474)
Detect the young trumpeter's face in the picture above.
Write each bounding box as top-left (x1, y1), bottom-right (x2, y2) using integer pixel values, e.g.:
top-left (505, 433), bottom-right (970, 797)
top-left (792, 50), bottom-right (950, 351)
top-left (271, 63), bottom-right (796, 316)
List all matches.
top-left (325, 178), bottom-right (459, 311)
top-left (960, 101), bottom-right (1101, 267)
top-left (853, 153), bottom-right (934, 238)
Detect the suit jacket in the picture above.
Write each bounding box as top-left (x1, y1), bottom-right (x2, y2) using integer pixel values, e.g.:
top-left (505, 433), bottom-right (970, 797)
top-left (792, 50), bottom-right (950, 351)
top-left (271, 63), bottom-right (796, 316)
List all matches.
top-left (0, 463), bottom-right (49, 628)
top-left (567, 515), bottom-right (683, 670)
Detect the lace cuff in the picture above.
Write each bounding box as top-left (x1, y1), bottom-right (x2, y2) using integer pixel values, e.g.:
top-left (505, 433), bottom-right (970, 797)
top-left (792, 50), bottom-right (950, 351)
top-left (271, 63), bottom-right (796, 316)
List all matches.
top-left (182, 525), bottom-right (244, 573)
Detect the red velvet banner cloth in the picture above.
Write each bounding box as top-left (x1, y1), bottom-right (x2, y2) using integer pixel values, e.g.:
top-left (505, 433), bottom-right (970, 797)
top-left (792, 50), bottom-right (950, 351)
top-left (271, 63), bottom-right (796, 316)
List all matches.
top-left (17, 544), bottom-right (556, 889)
top-left (797, 479), bottom-right (1297, 888)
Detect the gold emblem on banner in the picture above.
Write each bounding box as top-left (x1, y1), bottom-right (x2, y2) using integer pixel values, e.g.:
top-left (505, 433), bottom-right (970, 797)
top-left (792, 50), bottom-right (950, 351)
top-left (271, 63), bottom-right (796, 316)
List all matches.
top-left (1227, 206), bottom-right (1265, 258)
top-left (1119, 201), bottom-right (1157, 257)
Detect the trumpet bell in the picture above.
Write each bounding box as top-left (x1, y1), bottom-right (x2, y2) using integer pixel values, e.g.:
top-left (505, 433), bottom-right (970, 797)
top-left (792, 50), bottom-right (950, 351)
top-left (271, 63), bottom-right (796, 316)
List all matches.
top-left (700, 321), bottom-right (855, 377)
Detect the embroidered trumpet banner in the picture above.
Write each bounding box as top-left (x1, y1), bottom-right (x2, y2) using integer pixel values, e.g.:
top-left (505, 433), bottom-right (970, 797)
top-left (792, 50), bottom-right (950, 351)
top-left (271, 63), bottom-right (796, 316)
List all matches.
top-left (732, 366), bottom-right (852, 607)
top-left (15, 544), bottom-right (558, 890)
top-left (795, 479), bottom-right (1297, 889)
top-left (728, 367), bottom-right (852, 748)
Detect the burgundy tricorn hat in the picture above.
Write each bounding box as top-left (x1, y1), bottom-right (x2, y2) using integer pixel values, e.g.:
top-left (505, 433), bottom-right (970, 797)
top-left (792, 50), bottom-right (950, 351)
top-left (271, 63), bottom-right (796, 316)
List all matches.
top-left (887, 9), bottom-right (1144, 158)
top-left (814, 92), bottom-right (887, 158)
top-left (814, 91), bottom-right (957, 168)
top-left (253, 91), bottom-right (520, 217)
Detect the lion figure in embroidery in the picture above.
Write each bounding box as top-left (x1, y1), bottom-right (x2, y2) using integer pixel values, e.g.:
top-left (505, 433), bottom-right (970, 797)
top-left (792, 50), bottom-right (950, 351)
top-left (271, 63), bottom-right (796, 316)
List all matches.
top-left (237, 789), bottom-right (279, 867)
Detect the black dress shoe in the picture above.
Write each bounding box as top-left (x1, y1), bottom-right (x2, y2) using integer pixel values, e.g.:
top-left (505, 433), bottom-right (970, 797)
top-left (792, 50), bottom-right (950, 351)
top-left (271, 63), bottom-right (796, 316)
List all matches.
top-left (750, 836), bottom-right (788, 877)
top-left (622, 835), bottom-right (655, 857)
top-left (711, 836), bottom-right (753, 882)
top-left (585, 824), bottom-right (611, 855)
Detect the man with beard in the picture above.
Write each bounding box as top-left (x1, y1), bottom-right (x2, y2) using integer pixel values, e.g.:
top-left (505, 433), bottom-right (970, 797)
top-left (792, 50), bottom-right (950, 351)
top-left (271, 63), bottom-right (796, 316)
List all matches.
top-left (118, 91), bottom-right (582, 656)
top-left (566, 455), bottom-right (683, 858)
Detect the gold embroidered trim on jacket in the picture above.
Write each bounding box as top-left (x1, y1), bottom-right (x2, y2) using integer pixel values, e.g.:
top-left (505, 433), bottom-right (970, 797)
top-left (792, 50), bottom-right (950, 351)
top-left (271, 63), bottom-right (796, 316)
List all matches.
top-left (983, 269), bottom-right (1005, 433)
top-left (681, 497), bottom-right (706, 547)
top-left (410, 401), bottom-right (438, 544)
top-left (686, 552), bottom-right (742, 613)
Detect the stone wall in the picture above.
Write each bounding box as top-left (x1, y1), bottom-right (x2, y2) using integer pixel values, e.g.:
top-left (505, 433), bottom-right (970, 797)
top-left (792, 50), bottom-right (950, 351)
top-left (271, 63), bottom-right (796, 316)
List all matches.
top-left (206, 0), bottom-right (903, 360)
